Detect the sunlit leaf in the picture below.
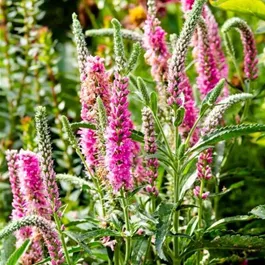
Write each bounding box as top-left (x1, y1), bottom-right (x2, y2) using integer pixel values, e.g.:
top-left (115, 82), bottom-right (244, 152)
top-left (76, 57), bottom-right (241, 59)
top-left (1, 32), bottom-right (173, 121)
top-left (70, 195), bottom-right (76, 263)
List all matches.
top-left (210, 0), bottom-right (265, 20)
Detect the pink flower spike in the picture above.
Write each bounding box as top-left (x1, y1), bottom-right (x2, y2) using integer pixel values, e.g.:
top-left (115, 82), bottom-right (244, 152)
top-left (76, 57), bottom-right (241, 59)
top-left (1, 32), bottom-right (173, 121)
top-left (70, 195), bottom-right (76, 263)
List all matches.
top-left (196, 149), bottom-right (213, 180)
top-left (5, 150), bottom-right (26, 220)
top-left (195, 18), bottom-right (220, 98)
top-left (79, 55), bottom-right (111, 170)
top-left (222, 18), bottom-right (258, 80)
top-left (18, 150), bottom-right (51, 219)
top-left (105, 73), bottom-right (134, 191)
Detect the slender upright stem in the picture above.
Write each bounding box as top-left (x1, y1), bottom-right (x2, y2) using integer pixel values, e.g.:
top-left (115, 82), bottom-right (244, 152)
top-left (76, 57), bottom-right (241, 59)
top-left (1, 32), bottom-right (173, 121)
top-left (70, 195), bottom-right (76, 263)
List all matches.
top-left (198, 180), bottom-right (205, 228)
top-left (173, 118), bottom-right (180, 265)
top-left (121, 188), bottom-right (131, 264)
top-left (54, 213), bottom-right (72, 265)
top-left (114, 240), bottom-right (120, 265)
top-left (76, 148), bottom-right (106, 217)
top-left (196, 179), bottom-right (205, 265)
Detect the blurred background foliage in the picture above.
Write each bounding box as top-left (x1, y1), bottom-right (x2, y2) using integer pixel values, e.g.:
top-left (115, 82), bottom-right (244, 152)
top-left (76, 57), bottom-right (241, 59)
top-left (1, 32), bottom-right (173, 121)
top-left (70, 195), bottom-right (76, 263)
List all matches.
top-left (0, 0), bottom-right (264, 255)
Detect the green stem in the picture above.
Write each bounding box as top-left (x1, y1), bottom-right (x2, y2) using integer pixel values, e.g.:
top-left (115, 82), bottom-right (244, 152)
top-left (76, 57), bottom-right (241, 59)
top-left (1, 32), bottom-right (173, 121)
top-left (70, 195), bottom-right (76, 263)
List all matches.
top-left (114, 240), bottom-right (120, 265)
top-left (198, 180), bottom-right (205, 228)
top-left (224, 34), bottom-right (244, 89)
top-left (121, 188), bottom-right (131, 264)
top-left (54, 213), bottom-right (72, 265)
top-left (173, 119), bottom-right (180, 265)
top-left (196, 179), bottom-right (205, 265)
top-left (185, 112), bottom-right (204, 148)
top-left (241, 81), bottom-right (251, 121)
top-left (152, 112), bottom-right (174, 160)
top-left (76, 148), bottom-right (106, 217)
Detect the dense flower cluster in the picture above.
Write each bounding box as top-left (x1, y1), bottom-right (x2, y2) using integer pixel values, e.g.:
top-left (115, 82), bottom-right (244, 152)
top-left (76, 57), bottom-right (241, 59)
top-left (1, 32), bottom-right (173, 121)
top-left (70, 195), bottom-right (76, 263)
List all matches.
top-left (79, 55), bottom-right (111, 169)
top-left (195, 18), bottom-right (220, 97)
top-left (222, 17), bottom-right (258, 80)
top-left (142, 107), bottom-right (158, 181)
top-left (105, 74), bottom-right (134, 191)
top-left (6, 149), bottom-right (64, 265)
top-left (143, 13), bottom-right (170, 84)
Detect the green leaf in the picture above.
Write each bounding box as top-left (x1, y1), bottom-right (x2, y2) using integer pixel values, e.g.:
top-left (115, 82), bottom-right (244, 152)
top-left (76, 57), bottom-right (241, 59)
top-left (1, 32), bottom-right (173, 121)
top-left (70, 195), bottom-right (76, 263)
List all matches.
top-left (6, 239), bottom-right (31, 265)
top-left (131, 130), bottom-right (144, 143)
top-left (190, 124), bottom-right (265, 152)
top-left (184, 235), bottom-right (265, 258)
top-left (126, 42), bottom-right (141, 74)
top-left (209, 181), bottom-right (244, 197)
top-left (205, 234), bottom-right (265, 250)
top-left (79, 229), bottom-right (120, 241)
top-left (250, 205), bottom-right (265, 219)
top-left (207, 215), bottom-right (255, 231)
top-left (137, 77), bottom-right (150, 106)
top-left (70, 121), bottom-right (96, 130)
top-left (155, 203), bottom-right (175, 260)
top-left (210, 0), bottom-right (265, 20)
top-left (200, 79), bottom-right (225, 115)
top-left (0, 235), bottom-right (16, 265)
top-left (150, 92), bottom-right (158, 116)
top-left (184, 253), bottom-right (197, 265)
top-left (131, 237), bottom-right (148, 265)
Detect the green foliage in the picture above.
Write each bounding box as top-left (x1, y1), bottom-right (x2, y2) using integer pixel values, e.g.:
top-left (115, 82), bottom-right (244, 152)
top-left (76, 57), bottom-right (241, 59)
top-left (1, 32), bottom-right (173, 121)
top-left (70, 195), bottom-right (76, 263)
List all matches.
top-left (6, 239), bottom-right (31, 265)
top-left (200, 79), bottom-right (226, 114)
top-left (250, 205), bottom-right (265, 219)
top-left (191, 124), bottom-right (265, 152)
top-left (210, 0), bottom-right (265, 20)
top-left (155, 203), bottom-right (175, 260)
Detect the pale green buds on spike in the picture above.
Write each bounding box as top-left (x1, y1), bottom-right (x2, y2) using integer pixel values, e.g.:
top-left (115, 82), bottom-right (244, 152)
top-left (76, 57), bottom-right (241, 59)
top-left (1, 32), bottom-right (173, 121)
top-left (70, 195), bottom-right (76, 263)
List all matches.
top-left (204, 93), bottom-right (253, 133)
top-left (56, 174), bottom-right (90, 188)
top-left (126, 42), bottom-right (141, 74)
top-left (0, 215), bottom-right (48, 240)
top-left (170, 33), bottom-right (178, 51)
top-left (35, 106), bottom-right (61, 213)
top-left (147, 0), bottom-right (157, 17)
top-left (207, 79), bottom-right (226, 106)
top-left (72, 13), bottom-right (89, 78)
top-left (174, 107), bottom-right (185, 126)
top-left (97, 96), bottom-right (108, 131)
top-left (112, 18), bottom-right (127, 73)
top-left (168, 0), bottom-right (206, 91)
top-left (200, 78), bottom-right (226, 114)
top-left (137, 77), bottom-right (150, 106)
top-left (61, 115), bottom-right (79, 149)
top-left (85, 29), bottom-right (143, 44)
top-left (96, 96), bottom-right (108, 156)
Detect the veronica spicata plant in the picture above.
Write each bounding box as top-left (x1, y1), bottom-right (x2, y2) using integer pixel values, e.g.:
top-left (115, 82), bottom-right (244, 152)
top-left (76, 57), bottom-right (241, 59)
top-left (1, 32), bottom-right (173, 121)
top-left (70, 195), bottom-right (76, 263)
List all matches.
top-left (1, 0), bottom-right (265, 264)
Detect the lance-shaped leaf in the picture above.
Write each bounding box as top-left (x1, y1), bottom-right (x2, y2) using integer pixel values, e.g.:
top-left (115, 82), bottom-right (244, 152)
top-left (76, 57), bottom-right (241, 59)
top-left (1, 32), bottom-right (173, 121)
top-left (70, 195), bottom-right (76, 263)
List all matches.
top-left (155, 203), bottom-right (175, 260)
top-left (190, 124), bottom-right (265, 152)
top-left (126, 42), bottom-right (141, 74)
top-left (210, 0), bottom-right (265, 20)
top-left (250, 205), bottom-right (265, 219)
top-left (137, 77), bottom-right (150, 106)
top-left (207, 215), bottom-right (255, 231)
top-left (200, 78), bottom-right (226, 115)
top-left (6, 239), bottom-right (31, 265)
top-left (61, 115), bottom-right (79, 149)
